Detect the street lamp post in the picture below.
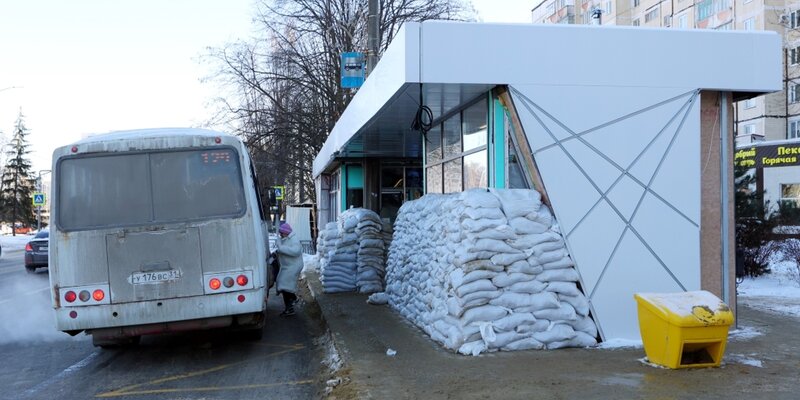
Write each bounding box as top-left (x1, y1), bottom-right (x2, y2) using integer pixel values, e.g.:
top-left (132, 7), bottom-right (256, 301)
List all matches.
top-left (36, 170), bottom-right (51, 231)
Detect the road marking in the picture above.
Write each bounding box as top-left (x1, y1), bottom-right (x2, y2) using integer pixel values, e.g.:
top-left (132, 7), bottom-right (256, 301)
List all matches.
top-left (23, 351), bottom-right (101, 398)
top-left (96, 344), bottom-right (306, 398)
top-left (0, 286), bottom-right (49, 305)
top-left (95, 380), bottom-right (315, 397)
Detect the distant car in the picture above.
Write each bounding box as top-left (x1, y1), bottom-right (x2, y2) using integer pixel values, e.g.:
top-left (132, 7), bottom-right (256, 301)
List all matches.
top-left (24, 229), bottom-right (49, 273)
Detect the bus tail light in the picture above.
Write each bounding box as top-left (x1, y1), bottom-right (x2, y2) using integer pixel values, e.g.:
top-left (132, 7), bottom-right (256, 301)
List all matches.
top-left (60, 284), bottom-right (110, 307)
top-left (203, 270), bottom-right (254, 294)
top-left (65, 291), bottom-right (77, 303)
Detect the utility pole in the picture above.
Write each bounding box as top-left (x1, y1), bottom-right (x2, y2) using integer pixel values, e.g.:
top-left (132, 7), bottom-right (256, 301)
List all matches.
top-left (366, 0), bottom-right (379, 75)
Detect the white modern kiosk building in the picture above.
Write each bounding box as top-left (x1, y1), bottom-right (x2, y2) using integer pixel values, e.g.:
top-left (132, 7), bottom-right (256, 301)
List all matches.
top-left (313, 21), bottom-right (781, 340)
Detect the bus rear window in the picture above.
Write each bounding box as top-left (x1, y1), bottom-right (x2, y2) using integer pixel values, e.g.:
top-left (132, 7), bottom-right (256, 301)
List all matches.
top-left (58, 148), bottom-right (245, 231)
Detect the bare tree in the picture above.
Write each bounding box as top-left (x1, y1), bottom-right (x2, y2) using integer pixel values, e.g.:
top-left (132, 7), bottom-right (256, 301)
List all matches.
top-left (204, 0), bottom-right (474, 207)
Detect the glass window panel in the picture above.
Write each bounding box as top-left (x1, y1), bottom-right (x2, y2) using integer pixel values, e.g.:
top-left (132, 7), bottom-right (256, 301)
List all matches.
top-left (443, 114), bottom-right (462, 158)
top-left (426, 124), bottom-right (442, 164)
top-left (444, 159), bottom-right (463, 193)
top-left (463, 150), bottom-right (487, 190)
top-left (150, 149), bottom-right (245, 221)
top-left (380, 192), bottom-right (403, 222)
top-left (508, 139), bottom-right (529, 189)
top-left (781, 184), bottom-right (800, 200)
top-left (462, 100), bottom-right (488, 152)
top-left (381, 167), bottom-right (404, 189)
top-left (426, 165), bottom-right (443, 194)
top-left (346, 165), bottom-right (363, 188)
top-left (405, 167), bottom-right (423, 200)
top-left (58, 154), bottom-right (151, 230)
top-left (347, 189), bottom-right (364, 209)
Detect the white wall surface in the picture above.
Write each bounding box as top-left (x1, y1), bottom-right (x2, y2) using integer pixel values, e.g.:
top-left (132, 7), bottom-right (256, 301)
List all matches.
top-left (511, 84), bottom-right (702, 340)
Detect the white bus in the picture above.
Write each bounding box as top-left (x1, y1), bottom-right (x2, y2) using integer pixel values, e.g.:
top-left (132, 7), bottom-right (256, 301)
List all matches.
top-left (49, 128), bottom-right (273, 347)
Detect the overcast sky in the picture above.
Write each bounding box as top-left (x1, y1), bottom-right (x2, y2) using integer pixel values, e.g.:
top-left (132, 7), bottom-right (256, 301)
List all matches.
top-left (0, 0), bottom-right (533, 172)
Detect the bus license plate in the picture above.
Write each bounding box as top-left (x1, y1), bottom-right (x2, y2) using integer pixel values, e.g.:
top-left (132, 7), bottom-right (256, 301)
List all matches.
top-left (130, 270), bottom-right (181, 285)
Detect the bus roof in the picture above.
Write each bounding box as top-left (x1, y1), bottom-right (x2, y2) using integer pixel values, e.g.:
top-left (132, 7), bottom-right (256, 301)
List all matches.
top-left (71, 128), bottom-right (232, 145)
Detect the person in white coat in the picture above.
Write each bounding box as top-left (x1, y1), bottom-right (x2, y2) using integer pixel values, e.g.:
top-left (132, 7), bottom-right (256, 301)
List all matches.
top-left (275, 222), bottom-right (303, 316)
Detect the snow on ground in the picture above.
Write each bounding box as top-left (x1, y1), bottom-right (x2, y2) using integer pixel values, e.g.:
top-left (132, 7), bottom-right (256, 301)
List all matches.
top-left (737, 260), bottom-right (800, 318)
top-left (0, 234), bottom-right (32, 252)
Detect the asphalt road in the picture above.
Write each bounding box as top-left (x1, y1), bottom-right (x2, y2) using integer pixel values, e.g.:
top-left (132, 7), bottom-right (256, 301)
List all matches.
top-left (0, 251), bottom-right (325, 400)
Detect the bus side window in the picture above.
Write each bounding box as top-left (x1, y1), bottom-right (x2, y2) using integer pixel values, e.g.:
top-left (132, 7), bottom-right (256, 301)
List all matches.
top-left (250, 161), bottom-right (267, 222)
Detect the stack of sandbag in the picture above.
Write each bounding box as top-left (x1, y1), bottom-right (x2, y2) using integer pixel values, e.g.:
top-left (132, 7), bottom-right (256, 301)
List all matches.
top-left (353, 209), bottom-right (386, 294)
top-left (321, 212), bottom-right (359, 293)
top-left (317, 208), bottom-right (390, 293)
top-left (315, 222), bottom-right (339, 273)
top-left (385, 189), bottom-right (597, 356)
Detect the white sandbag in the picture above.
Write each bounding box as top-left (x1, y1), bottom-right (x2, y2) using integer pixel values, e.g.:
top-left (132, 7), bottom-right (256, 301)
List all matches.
top-left (358, 283), bottom-right (383, 294)
top-left (490, 188), bottom-right (541, 219)
top-left (515, 319), bottom-right (550, 334)
top-left (458, 339), bottom-right (487, 356)
top-left (462, 189), bottom-right (502, 209)
top-left (493, 312), bottom-right (536, 332)
top-left (508, 231), bottom-right (561, 251)
top-left (528, 205), bottom-right (553, 227)
top-left (538, 249), bottom-right (569, 264)
top-left (528, 240), bottom-right (565, 257)
top-left (571, 315), bottom-right (599, 337)
top-left (490, 252), bottom-right (528, 266)
top-left (557, 294), bottom-right (590, 316)
top-left (459, 259), bottom-right (505, 272)
top-left (501, 337), bottom-right (545, 351)
top-left (461, 305), bottom-right (509, 325)
top-left (456, 290), bottom-right (502, 309)
top-left (507, 280), bottom-right (548, 294)
top-left (475, 224), bottom-right (517, 240)
top-left (492, 272), bottom-right (535, 288)
top-left (542, 256), bottom-right (576, 270)
top-left (461, 218), bottom-right (506, 233)
top-left (508, 217), bottom-right (549, 235)
top-left (479, 322), bottom-right (497, 344)
top-left (468, 238), bottom-right (517, 254)
top-left (546, 281), bottom-right (583, 297)
top-left (490, 291), bottom-right (560, 310)
top-left (488, 331), bottom-right (526, 349)
top-left (547, 331), bottom-right (597, 349)
top-left (449, 269), bottom-right (497, 289)
top-left (463, 206), bottom-right (505, 221)
top-left (367, 292), bottom-right (389, 304)
top-left (533, 323), bottom-right (576, 344)
top-left (507, 262), bottom-right (544, 276)
top-left (536, 268), bottom-right (579, 282)
top-left (533, 303), bottom-right (577, 321)
top-left (454, 279), bottom-right (497, 298)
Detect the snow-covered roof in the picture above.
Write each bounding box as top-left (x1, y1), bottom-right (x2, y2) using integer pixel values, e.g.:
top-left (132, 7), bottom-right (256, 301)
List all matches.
top-left (72, 127), bottom-right (230, 145)
top-left (313, 20), bottom-right (782, 177)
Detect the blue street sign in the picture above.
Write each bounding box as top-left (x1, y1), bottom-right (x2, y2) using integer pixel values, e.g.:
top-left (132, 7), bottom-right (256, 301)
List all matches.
top-left (341, 52), bottom-right (365, 88)
top-left (32, 193), bottom-right (45, 206)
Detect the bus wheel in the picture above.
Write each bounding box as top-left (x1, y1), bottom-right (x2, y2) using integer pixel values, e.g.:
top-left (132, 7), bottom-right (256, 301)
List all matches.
top-left (93, 335), bottom-right (141, 348)
top-left (25, 266), bottom-right (36, 273)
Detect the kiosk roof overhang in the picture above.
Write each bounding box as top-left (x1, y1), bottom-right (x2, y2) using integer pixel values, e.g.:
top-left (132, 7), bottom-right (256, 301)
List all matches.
top-left (313, 21), bottom-right (781, 177)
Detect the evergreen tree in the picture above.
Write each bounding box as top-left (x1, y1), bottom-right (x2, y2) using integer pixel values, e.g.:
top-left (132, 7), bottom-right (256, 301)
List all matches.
top-left (0, 111), bottom-right (35, 235)
top-left (734, 164), bottom-right (774, 277)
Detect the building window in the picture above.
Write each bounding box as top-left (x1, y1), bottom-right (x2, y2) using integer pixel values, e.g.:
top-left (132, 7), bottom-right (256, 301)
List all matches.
top-left (604, 1), bottom-right (612, 15)
top-left (678, 14), bottom-right (687, 28)
top-left (716, 22), bottom-right (732, 30)
top-left (424, 97), bottom-right (489, 194)
top-left (632, 18), bottom-right (640, 26)
top-left (632, 0), bottom-right (640, 7)
top-left (792, 10), bottom-right (800, 29)
top-left (792, 47), bottom-right (800, 65)
top-left (781, 184), bottom-right (800, 205)
top-left (645, 7), bottom-right (659, 23)
top-left (790, 84), bottom-right (800, 104)
top-left (743, 17), bottom-right (754, 31)
top-left (744, 98), bottom-right (756, 109)
top-left (743, 124), bottom-right (756, 135)
top-left (789, 120), bottom-right (800, 139)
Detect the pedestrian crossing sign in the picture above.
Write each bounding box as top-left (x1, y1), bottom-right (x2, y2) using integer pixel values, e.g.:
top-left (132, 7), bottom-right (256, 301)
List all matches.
top-left (33, 193), bottom-right (46, 206)
top-left (273, 186), bottom-right (285, 201)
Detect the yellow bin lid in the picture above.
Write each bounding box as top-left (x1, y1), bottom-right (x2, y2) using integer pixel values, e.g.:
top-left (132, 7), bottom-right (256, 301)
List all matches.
top-left (634, 290), bottom-right (733, 327)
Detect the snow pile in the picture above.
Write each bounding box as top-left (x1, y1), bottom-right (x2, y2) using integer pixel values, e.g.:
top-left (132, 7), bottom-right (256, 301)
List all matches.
top-left (317, 208), bottom-right (389, 294)
top-left (385, 189), bottom-right (597, 355)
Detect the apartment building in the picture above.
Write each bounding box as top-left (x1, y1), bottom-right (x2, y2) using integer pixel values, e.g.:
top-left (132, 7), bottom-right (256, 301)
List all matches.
top-left (530, 0), bottom-right (795, 146)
